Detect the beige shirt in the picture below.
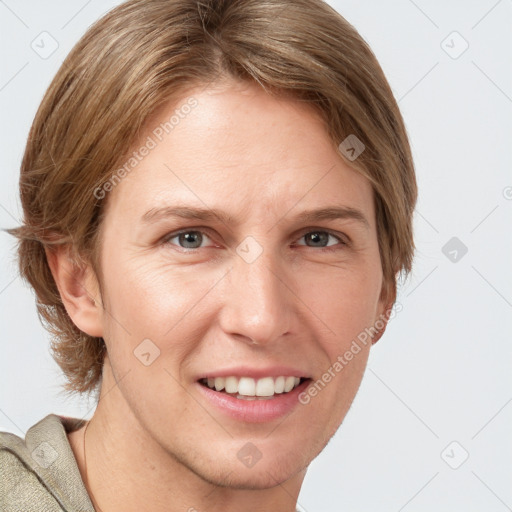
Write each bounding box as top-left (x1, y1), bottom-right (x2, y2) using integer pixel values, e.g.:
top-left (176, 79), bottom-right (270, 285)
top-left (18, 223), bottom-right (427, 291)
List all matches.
top-left (0, 414), bottom-right (94, 511)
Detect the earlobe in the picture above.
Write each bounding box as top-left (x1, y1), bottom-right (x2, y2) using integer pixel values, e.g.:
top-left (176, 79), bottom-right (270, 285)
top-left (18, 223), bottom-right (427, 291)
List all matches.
top-left (371, 282), bottom-right (397, 345)
top-left (371, 302), bottom-right (393, 345)
top-left (45, 246), bottom-right (104, 338)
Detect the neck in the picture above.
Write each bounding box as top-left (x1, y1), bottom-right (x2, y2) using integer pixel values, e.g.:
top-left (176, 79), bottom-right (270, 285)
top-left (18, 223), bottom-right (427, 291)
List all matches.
top-left (71, 357), bottom-right (305, 512)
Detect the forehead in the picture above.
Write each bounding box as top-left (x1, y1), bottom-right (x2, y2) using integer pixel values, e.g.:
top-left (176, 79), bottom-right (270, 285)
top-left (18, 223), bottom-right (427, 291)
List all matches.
top-left (104, 81), bottom-right (375, 228)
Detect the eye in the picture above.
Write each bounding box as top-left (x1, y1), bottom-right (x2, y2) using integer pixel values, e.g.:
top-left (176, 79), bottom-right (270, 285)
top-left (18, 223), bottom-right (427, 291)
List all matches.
top-left (164, 230), bottom-right (214, 249)
top-left (162, 228), bottom-right (347, 252)
top-left (295, 230), bottom-right (346, 249)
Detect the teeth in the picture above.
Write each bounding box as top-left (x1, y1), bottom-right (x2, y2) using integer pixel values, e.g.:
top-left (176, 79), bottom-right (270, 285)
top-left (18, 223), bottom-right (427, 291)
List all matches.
top-left (205, 376), bottom-right (304, 397)
top-left (274, 376), bottom-right (285, 393)
top-left (214, 377), bottom-right (225, 391)
top-left (238, 377), bottom-right (256, 395)
top-left (284, 376), bottom-right (295, 392)
top-left (225, 376), bottom-right (238, 393)
top-left (256, 377), bottom-right (274, 396)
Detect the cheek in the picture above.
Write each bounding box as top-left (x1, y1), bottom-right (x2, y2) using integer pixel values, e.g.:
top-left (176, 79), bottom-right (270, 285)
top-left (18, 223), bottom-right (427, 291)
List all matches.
top-left (99, 253), bottom-right (223, 354)
top-left (297, 257), bottom-right (383, 349)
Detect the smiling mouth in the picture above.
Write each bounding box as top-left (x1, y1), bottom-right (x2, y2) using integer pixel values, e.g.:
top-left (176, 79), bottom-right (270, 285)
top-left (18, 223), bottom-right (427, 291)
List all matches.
top-left (198, 376), bottom-right (309, 400)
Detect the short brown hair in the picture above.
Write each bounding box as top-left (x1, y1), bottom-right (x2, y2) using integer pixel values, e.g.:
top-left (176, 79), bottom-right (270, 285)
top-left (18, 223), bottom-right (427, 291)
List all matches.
top-left (8, 0), bottom-right (417, 395)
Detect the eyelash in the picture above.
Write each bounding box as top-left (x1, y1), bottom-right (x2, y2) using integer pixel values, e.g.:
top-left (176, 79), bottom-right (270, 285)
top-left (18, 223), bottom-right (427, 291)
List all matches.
top-left (162, 228), bottom-right (348, 252)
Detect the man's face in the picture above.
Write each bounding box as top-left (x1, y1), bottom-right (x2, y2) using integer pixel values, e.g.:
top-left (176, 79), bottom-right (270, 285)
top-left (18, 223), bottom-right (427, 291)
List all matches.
top-left (95, 80), bottom-right (388, 488)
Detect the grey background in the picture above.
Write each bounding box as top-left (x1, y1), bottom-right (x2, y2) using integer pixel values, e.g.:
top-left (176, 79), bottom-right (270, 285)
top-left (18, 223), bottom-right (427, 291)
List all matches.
top-left (1, 1), bottom-right (511, 510)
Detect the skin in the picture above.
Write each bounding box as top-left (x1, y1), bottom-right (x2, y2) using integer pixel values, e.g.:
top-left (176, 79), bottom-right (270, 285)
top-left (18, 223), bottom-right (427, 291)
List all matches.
top-left (50, 79), bottom-right (393, 512)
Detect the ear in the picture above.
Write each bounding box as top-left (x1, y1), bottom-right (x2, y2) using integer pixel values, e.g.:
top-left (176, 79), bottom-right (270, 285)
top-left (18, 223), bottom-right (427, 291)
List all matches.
top-left (45, 246), bottom-right (104, 338)
top-left (371, 281), bottom-right (397, 345)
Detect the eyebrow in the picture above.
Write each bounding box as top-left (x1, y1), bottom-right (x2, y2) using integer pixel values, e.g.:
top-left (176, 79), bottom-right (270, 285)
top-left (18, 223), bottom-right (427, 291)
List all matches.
top-left (141, 205), bottom-right (370, 230)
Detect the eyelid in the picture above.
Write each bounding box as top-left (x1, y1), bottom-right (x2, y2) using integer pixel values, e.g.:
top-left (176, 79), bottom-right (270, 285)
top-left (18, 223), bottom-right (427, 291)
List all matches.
top-left (295, 225), bottom-right (349, 241)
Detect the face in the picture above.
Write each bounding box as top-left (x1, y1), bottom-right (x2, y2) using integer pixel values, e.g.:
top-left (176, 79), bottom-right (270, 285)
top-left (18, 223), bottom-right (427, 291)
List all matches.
top-left (93, 80), bottom-right (388, 488)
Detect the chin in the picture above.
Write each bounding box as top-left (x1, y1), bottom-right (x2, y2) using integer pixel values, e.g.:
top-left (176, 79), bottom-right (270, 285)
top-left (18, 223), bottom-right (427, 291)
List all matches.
top-left (177, 442), bottom-right (312, 490)
top-left (204, 460), bottom-right (308, 491)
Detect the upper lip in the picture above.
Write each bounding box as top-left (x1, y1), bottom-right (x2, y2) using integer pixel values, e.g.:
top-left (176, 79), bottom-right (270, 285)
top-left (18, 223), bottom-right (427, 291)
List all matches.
top-left (196, 366), bottom-right (311, 380)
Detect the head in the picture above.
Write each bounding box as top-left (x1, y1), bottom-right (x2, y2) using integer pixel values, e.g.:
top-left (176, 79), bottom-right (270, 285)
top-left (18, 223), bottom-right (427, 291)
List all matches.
top-left (10, 0), bottom-right (416, 489)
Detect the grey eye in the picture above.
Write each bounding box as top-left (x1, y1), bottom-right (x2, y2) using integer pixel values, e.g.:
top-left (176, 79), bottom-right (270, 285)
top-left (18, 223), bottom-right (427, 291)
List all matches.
top-left (167, 231), bottom-right (207, 249)
top-left (304, 232), bottom-right (329, 247)
top-left (298, 231), bottom-right (340, 248)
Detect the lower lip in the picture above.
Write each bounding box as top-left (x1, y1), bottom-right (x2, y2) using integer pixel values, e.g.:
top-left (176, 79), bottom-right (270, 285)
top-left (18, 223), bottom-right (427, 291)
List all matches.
top-left (196, 379), bottom-right (311, 423)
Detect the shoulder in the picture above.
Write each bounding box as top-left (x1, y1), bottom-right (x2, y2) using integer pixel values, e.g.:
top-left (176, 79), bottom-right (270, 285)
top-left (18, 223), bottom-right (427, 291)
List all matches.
top-left (0, 414), bottom-right (94, 512)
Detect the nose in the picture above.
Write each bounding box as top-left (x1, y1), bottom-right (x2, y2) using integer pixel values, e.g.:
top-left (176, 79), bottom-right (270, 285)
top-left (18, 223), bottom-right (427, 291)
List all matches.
top-left (218, 246), bottom-right (293, 346)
